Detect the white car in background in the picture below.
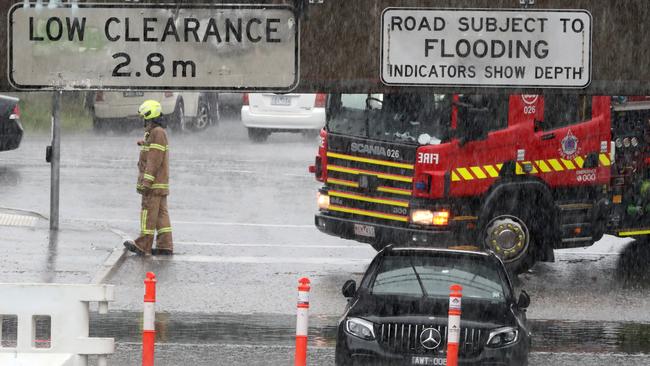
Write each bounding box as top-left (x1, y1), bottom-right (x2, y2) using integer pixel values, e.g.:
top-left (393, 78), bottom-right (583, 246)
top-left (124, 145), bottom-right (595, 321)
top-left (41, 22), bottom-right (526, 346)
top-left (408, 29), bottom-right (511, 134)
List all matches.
top-left (92, 91), bottom-right (219, 132)
top-left (241, 93), bottom-right (327, 142)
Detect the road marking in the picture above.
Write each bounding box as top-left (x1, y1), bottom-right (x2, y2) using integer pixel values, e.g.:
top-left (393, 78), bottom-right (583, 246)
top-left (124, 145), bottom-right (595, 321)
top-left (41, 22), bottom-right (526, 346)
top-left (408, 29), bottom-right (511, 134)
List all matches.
top-left (282, 173), bottom-right (313, 178)
top-left (175, 241), bottom-right (370, 249)
top-left (0, 213), bottom-right (38, 227)
top-left (179, 169), bottom-right (256, 174)
top-left (233, 159), bottom-right (269, 163)
top-left (216, 169), bottom-right (256, 174)
top-left (68, 218), bottom-right (313, 228)
top-left (152, 255), bottom-right (369, 266)
top-left (556, 251), bottom-right (621, 256)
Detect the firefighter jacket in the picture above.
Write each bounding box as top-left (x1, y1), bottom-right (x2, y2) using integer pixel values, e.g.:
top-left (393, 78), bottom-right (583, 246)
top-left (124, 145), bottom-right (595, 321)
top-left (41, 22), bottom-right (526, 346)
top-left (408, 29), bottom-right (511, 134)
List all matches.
top-left (137, 125), bottom-right (169, 196)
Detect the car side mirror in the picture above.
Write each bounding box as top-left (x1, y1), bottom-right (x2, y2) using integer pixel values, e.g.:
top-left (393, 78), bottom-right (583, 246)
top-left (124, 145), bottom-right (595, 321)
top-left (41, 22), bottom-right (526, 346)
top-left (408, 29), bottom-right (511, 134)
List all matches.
top-left (455, 100), bottom-right (489, 146)
top-left (342, 280), bottom-right (357, 298)
top-left (366, 97), bottom-right (383, 110)
top-left (517, 290), bottom-right (530, 309)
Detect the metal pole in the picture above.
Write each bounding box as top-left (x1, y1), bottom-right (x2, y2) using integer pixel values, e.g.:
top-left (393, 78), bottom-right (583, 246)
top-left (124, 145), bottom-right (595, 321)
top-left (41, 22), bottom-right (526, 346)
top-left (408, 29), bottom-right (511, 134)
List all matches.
top-left (50, 91), bottom-right (61, 231)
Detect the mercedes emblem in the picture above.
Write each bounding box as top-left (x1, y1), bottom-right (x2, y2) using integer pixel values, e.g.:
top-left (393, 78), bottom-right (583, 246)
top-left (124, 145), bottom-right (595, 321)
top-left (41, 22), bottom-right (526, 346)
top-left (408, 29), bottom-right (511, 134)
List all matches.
top-left (419, 327), bottom-right (442, 350)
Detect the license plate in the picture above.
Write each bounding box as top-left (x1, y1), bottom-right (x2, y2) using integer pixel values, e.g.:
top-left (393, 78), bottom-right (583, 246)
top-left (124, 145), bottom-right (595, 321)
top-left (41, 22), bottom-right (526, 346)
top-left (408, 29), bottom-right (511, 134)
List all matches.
top-left (353, 223), bottom-right (375, 238)
top-left (123, 91), bottom-right (144, 97)
top-left (271, 95), bottom-right (291, 106)
top-left (411, 356), bottom-right (446, 366)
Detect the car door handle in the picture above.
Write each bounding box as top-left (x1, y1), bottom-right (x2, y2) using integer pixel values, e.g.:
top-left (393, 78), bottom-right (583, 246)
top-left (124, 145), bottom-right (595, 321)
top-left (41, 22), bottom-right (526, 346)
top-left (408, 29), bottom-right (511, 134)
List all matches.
top-left (541, 133), bottom-right (555, 140)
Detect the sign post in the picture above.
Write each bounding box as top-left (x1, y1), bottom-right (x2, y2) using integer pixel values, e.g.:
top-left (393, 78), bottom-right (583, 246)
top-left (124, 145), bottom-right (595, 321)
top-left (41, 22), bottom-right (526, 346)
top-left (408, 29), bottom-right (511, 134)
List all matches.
top-left (49, 90), bottom-right (61, 231)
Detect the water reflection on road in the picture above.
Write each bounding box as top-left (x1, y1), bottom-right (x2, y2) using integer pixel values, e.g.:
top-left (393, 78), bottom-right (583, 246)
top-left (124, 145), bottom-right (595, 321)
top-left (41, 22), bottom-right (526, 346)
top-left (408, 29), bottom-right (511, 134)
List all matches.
top-left (91, 311), bottom-right (650, 354)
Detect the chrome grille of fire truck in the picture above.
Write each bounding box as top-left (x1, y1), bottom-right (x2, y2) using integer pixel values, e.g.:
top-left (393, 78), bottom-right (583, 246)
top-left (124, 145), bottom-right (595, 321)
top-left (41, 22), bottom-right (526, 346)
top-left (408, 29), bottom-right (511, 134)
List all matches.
top-left (377, 322), bottom-right (484, 357)
top-left (325, 135), bottom-right (416, 224)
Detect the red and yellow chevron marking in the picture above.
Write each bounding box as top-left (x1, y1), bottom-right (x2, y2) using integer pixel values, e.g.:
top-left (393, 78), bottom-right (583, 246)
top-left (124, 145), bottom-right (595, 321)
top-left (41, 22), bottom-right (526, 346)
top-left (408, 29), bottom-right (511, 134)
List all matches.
top-left (326, 152), bottom-right (414, 170)
top-left (451, 164), bottom-right (503, 182)
top-left (327, 177), bottom-right (359, 188)
top-left (327, 164), bottom-right (413, 183)
top-left (326, 178), bottom-right (413, 196)
top-left (451, 154), bottom-right (611, 181)
top-left (327, 178), bottom-right (411, 196)
top-left (328, 204), bottom-right (408, 222)
top-left (377, 186), bottom-right (412, 196)
top-left (329, 190), bottom-right (409, 208)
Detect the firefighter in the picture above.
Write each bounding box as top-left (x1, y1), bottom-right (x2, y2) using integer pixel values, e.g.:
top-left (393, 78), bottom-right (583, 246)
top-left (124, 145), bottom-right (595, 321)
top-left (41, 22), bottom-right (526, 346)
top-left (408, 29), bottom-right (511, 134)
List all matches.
top-left (123, 100), bottom-right (173, 256)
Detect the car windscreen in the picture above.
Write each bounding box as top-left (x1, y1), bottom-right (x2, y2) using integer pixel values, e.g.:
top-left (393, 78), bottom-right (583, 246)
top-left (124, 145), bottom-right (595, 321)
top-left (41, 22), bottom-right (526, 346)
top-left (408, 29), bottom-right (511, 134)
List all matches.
top-left (327, 93), bottom-right (452, 145)
top-left (371, 254), bottom-right (507, 302)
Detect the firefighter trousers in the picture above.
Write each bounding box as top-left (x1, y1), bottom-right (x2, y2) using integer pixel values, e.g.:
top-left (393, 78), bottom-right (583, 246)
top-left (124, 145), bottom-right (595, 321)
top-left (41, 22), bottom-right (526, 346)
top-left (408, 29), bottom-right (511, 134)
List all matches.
top-left (135, 194), bottom-right (173, 254)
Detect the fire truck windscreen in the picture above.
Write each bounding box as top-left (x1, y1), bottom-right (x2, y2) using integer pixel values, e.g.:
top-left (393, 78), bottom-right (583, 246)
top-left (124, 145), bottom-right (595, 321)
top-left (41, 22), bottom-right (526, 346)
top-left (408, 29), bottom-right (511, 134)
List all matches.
top-left (327, 93), bottom-right (452, 145)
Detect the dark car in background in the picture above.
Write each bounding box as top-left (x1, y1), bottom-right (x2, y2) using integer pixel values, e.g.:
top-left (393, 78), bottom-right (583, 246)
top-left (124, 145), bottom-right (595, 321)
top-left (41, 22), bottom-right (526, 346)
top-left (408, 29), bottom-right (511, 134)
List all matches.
top-left (336, 247), bottom-right (531, 366)
top-left (0, 95), bottom-right (22, 152)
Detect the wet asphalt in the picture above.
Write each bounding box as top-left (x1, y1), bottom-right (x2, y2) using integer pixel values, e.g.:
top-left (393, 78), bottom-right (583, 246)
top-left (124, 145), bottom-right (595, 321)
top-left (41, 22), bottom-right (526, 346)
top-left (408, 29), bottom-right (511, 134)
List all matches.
top-left (2, 115), bottom-right (650, 364)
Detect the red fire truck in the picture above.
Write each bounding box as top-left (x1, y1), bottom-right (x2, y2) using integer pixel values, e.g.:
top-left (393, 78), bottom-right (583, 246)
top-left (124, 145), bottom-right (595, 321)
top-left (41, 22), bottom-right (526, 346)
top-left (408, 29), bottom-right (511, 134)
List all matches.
top-left (311, 93), bottom-right (650, 273)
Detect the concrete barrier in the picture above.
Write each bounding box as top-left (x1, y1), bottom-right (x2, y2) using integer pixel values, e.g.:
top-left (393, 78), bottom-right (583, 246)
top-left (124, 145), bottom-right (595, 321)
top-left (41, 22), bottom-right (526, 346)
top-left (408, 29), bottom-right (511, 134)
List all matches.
top-left (0, 283), bottom-right (114, 366)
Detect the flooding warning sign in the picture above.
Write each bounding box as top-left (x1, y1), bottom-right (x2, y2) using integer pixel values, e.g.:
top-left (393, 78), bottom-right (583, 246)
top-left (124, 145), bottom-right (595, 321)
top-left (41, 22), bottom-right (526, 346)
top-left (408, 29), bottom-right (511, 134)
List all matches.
top-left (381, 8), bottom-right (592, 88)
top-left (9, 3), bottom-right (298, 90)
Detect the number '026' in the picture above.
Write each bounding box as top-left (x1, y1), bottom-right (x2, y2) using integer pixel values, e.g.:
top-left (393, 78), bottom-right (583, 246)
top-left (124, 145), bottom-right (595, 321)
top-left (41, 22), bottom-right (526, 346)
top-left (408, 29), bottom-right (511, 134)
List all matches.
top-left (111, 52), bottom-right (197, 78)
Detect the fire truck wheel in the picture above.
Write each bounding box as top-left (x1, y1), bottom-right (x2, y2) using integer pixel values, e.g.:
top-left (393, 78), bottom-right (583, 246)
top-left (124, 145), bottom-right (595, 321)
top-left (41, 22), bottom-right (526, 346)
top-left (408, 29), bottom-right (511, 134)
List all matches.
top-left (484, 206), bottom-right (537, 274)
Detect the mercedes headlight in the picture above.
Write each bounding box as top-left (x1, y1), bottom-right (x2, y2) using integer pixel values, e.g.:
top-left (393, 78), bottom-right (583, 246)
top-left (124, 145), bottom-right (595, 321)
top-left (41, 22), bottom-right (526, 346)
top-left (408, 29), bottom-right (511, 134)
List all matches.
top-left (486, 327), bottom-right (519, 348)
top-left (345, 317), bottom-right (376, 340)
top-left (631, 137), bottom-right (639, 147)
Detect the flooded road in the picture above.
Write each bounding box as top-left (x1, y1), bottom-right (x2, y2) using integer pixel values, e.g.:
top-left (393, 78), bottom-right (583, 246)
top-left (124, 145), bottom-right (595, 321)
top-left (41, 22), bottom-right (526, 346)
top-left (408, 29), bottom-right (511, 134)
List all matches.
top-left (90, 311), bottom-right (650, 354)
top-left (2, 118), bottom-right (650, 364)
top-left (87, 311), bottom-right (650, 365)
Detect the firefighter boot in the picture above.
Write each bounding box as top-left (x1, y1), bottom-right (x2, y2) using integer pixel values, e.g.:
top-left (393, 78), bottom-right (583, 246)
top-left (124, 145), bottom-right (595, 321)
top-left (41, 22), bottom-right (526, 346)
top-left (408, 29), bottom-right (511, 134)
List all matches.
top-left (123, 239), bottom-right (146, 255)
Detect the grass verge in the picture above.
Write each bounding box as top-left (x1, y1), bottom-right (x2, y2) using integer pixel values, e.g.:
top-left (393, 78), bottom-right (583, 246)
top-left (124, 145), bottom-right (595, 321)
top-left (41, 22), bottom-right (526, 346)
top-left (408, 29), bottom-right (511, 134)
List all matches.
top-left (11, 92), bottom-right (94, 133)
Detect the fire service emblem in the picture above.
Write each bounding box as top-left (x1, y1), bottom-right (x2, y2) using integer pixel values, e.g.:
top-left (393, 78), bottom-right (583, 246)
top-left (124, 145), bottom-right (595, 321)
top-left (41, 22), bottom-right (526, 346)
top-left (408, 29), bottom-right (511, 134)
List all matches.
top-left (559, 130), bottom-right (580, 159)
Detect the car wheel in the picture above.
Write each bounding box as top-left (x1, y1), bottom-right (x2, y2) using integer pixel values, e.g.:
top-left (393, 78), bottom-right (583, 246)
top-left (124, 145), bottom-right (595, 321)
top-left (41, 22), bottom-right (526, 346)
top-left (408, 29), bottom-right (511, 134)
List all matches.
top-left (335, 341), bottom-right (353, 366)
top-left (483, 196), bottom-right (538, 274)
top-left (170, 101), bottom-right (187, 132)
top-left (207, 93), bottom-right (220, 126)
top-left (190, 97), bottom-right (211, 131)
top-left (247, 128), bottom-right (269, 142)
top-left (93, 117), bottom-right (120, 134)
top-left (92, 117), bottom-right (107, 133)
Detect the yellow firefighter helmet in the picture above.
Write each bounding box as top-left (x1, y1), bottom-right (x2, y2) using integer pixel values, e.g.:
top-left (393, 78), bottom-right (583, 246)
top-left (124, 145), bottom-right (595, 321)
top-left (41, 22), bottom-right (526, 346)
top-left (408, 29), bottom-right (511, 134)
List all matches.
top-left (138, 100), bottom-right (162, 120)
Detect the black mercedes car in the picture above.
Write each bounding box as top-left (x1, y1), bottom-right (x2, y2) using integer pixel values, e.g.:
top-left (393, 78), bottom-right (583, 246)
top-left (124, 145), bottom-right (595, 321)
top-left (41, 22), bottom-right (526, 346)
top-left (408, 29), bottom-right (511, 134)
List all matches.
top-left (335, 247), bottom-right (531, 366)
top-left (0, 95), bottom-right (22, 152)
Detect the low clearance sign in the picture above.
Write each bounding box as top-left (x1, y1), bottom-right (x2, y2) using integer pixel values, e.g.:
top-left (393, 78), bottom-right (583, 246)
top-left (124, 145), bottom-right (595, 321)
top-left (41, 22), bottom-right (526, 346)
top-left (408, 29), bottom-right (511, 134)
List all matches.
top-left (381, 8), bottom-right (592, 88)
top-left (9, 3), bottom-right (298, 90)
